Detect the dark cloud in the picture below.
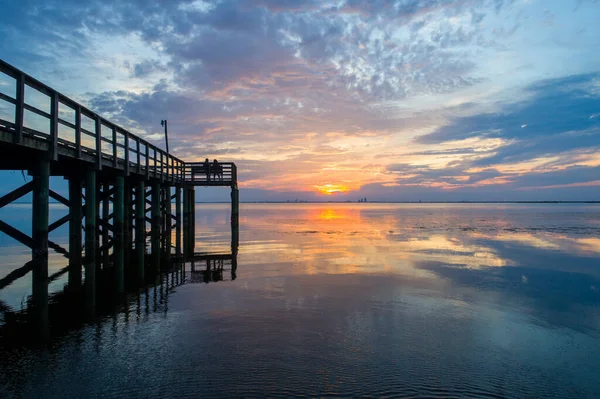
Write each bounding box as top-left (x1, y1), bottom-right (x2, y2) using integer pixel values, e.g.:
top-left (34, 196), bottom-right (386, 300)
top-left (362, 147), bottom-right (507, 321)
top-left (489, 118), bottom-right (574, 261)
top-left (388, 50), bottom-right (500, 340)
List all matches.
top-left (417, 73), bottom-right (600, 166)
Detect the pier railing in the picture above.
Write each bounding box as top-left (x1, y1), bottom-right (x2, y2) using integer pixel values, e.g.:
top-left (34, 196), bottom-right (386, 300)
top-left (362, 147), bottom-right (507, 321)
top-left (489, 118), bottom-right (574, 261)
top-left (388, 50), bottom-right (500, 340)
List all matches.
top-left (0, 59), bottom-right (187, 182)
top-left (184, 162), bottom-right (237, 187)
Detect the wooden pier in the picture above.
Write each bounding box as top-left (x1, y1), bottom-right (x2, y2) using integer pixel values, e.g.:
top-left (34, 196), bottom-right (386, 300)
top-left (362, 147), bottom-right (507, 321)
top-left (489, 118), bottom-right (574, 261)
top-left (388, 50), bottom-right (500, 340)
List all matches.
top-left (0, 59), bottom-right (239, 330)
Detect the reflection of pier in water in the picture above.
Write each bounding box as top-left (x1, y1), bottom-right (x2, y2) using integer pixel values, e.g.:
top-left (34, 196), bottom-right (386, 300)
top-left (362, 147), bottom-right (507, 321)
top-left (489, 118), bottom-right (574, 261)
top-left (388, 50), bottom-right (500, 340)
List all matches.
top-left (0, 238), bottom-right (238, 347)
top-left (188, 253), bottom-right (237, 283)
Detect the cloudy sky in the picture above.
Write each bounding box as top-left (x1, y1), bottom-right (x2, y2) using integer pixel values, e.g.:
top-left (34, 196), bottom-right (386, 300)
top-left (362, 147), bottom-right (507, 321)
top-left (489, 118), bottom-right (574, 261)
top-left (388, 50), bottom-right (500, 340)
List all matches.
top-left (1, 0), bottom-right (599, 201)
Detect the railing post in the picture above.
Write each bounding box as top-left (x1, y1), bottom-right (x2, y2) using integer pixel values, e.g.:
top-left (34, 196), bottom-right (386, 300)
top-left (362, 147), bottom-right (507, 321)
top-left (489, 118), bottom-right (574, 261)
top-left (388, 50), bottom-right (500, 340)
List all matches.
top-left (124, 131), bottom-right (130, 176)
top-left (136, 138), bottom-right (141, 174)
top-left (49, 93), bottom-right (59, 161)
top-left (75, 105), bottom-right (82, 159)
top-left (160, 153), bottom-right (165, 182)
top-left (112, 126), bottom-right (118, 168)
top-left (145, 143), bottom-right (150, 179)
top-left (95, 116), bottom-right (102, 170)
top-left (14, 73), bottom-right (24, 143)
top-left (153, 149), bottom-right (157, 179)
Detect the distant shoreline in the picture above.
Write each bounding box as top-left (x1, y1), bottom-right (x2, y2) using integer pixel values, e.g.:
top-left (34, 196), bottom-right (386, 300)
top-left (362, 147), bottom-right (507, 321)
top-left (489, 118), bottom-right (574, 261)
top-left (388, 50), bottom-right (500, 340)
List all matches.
top-left (239, 201), bottom-right (600, 204)
top-left (7, 201), bottom-right (599, 205)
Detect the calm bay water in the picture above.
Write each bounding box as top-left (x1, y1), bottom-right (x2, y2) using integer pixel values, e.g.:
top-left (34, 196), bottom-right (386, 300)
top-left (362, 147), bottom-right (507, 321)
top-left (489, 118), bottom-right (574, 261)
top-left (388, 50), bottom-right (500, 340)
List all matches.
top-left (1, 203), bottom-right (600, 398)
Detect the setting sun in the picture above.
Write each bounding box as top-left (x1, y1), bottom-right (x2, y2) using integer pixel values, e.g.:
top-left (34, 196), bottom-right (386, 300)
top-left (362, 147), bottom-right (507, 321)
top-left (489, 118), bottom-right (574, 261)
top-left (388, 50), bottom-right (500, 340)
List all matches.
top-left (314, 184), bottom-right (350, 195)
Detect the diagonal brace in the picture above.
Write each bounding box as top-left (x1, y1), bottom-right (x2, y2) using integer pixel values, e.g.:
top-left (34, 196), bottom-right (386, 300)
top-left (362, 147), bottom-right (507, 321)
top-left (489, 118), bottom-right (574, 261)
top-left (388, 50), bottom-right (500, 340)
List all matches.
top-left (0, 181), bottom-right (34, 208)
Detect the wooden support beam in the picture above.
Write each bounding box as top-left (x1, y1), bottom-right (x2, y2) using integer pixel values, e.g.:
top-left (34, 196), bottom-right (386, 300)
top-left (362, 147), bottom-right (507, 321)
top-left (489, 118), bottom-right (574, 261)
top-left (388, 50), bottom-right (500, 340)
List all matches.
top-left (97, 240), bottom-right (114, 253)
top-left (98, 221), bottom-right (114, 233)
top-left (183, 187), bottom-right (189, 258)
top-left (124, 180), bottom-right (133, 276)
top-left (49, 189), bottom-right (69, 207)
top-left (165, 186), bottom-right (172, 261)
top-left (102, 182), bottom-right (110, 268)
top-left (84, 169), bottom-right (97, 314)
top-left (49, 92), bottom-right (59, 161)
top-left (0, 219), bottom-right (34, 248)
top-left (97, 187), bottom-right (115, 202)
top-left (0, 259), bottom-right (34, 290)
top-left (136, 138), bottom-right (141, 175)
top-left (48, 240), bottom-right (69, 258)
top-left (114, 175), bottom-right (125, 293)
top-left (151, 181), bottom-right (161, 272)
top-left (14, 72), bottom-right (24, 144)
top-left (0, 181), bottom-right (33, 208)
top-left (112, 127), bottom-right (118, 168)
top-left (69, 177), bottom-right (83, 289)
top-left (48, 214), bottom-right (70, 232)
top-left (95, 116), bottom-right (102, 170)
top-left (75, 105), bottom-right (82, 159)
top-left (231, 188), bottom-right (239, 225)
top-left (135, 180), bottom-right (145, 284)
top-left (48, 264), bottom-right (70, 284)
top-left (31, 158), bottom-right (50, 334)
top-left (124, 131), bottom-right (130, 176)
top-left (191, 188), bottom-right (195, 251)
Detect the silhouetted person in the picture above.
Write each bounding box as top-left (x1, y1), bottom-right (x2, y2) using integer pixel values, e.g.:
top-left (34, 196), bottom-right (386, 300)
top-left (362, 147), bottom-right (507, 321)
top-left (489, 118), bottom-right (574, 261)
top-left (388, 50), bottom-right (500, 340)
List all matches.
top-left (203, 158), bottom-right (210, 181)
top-left (212, 159), bottom-right (223, 181)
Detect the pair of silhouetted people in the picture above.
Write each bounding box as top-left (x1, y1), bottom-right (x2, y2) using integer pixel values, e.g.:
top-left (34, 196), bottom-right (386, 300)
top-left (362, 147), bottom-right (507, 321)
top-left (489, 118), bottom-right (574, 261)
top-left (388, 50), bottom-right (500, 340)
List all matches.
top-left (202, 158), bottom-right (223, 181)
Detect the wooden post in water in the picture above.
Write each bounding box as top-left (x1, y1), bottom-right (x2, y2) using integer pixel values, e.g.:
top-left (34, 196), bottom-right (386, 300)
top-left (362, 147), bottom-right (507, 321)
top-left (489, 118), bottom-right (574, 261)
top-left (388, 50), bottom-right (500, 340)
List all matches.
top-left (135, 179), bottom-right (145, 283)
top-left (95, 183), bottom-right (101, 275)
top-left (124, 180), bottom-right (132, 277)
top-left (175, 185), bottom-right (182, 260)
top-left (31, 158), bottom-right (50, 335)
top-left (84, 169), bottom-right (97, 316)
top-left (183, 186), bottom-right (190, 258)
top-left (190, 188), bottom-right (195, 253)
top-left (165, 185), bottom-right (172, 263)
top-left (102, 181), bottom-right (110, 268)
top-left (151, 181), bottom-right (161, 272)
top-left (231, 187), bottom-right (239, 226)
top-left (114, 175), bottom-right (125, 293)
top-left (68, 176), bottom-right (83, 290)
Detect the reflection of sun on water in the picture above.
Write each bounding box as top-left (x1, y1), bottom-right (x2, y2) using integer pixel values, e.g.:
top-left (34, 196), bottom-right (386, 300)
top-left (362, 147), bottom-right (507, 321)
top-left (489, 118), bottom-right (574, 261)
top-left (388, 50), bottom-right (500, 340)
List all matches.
top-left (319, 209), bottom-right (344, 220)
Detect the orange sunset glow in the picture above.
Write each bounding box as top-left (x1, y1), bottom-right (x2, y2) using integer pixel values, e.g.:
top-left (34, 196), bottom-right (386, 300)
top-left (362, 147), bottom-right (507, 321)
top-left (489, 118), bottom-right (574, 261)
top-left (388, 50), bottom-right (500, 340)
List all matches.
top-left (314, 184), bottom-right (350, 196)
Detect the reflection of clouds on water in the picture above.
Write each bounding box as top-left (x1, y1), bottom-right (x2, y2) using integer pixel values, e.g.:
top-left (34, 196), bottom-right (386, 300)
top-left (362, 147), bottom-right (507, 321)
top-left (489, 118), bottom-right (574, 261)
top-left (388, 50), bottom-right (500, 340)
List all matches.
top-left (239, 204), bottom-right (600, 278)
top-left (233, 203), bottom-right (600, 333)
top-left (1, 203), bottom-right (600, 397)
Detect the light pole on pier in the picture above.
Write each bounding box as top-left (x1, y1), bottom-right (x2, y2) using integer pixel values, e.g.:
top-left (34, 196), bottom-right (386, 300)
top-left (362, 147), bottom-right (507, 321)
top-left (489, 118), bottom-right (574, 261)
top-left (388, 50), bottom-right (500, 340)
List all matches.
top-left (160, 119), bottom-right (169, 154)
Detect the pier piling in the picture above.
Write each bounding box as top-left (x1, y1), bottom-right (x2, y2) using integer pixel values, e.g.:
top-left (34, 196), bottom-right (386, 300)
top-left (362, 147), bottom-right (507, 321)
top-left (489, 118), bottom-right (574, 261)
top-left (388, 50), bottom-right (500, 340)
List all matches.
top-left (84, 169), bottom-right (97, 315)
top-left (68, 176), bottom-right (83, 290)
top-left (135, 180), bottom-right (145, 283)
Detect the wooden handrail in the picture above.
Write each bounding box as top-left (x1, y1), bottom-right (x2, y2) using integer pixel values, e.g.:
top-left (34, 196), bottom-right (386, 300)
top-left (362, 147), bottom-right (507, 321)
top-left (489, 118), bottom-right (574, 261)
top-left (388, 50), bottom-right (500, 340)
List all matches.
top-left (0, 58), bottom-right (186, 180)
top-left (0, 58), bottom-right (239, 186)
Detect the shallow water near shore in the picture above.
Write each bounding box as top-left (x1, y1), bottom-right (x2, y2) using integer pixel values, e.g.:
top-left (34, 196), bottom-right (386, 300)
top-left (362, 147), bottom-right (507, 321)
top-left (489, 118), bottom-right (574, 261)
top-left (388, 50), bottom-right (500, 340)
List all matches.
top-left (1, 203), bottom-right (600, 398)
